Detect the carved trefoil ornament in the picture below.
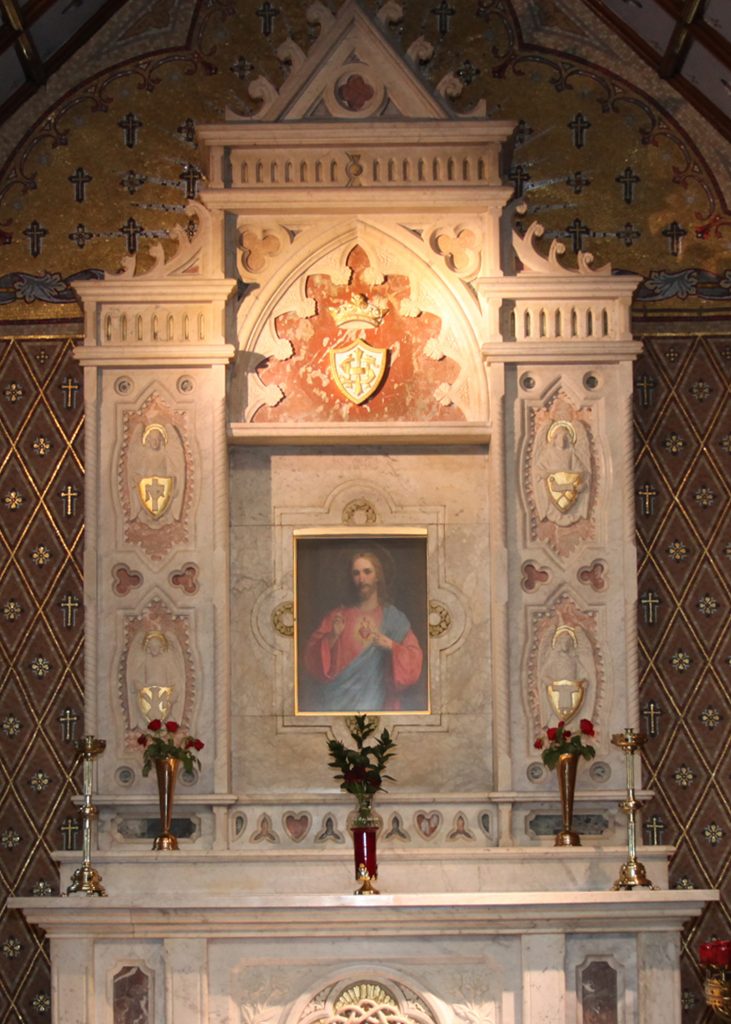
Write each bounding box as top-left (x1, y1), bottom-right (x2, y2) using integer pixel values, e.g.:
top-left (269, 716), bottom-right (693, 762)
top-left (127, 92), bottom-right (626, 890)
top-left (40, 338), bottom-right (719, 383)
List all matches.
top-left (118, 393), bottom-right (195, 560)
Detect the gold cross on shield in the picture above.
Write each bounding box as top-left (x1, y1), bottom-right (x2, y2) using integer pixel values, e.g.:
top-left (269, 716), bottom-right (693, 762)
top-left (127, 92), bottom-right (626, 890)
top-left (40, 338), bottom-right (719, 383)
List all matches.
top-left (547, 678), bottom-right (586, 723)
top-left (137, 475), bottom-right (173, 517)
top-left (330, 338), bottom-right (387, 404)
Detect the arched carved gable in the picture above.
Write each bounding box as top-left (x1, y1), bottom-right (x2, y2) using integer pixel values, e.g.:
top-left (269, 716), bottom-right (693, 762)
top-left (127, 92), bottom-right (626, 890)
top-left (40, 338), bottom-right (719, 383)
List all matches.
top-left (232, 221), bottom-right (490, 424)
top-left (193, 0), bottom-right (515, 443)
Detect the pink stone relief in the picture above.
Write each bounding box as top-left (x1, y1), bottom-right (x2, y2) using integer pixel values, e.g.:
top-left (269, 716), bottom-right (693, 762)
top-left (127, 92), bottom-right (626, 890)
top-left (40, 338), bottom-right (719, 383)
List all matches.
top-left (118, 393), bottom-right (194, 561)
top-left (524, 394), bottom-right (597, 558)
top-left (253, 245), bottom-right (465, 423)
top-left (526, 594), bottom-right (605, 739)
top-left (118, 599), bottom-right (196, 741)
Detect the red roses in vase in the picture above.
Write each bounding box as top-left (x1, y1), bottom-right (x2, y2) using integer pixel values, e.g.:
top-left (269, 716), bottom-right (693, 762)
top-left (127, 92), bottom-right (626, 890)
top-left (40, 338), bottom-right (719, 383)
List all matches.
top-left (700, 940), bottom-right (731, 969)
top-left (534, 718), bottom-right (596, 770)
top-left (137, 719), bottom-right (204, 777)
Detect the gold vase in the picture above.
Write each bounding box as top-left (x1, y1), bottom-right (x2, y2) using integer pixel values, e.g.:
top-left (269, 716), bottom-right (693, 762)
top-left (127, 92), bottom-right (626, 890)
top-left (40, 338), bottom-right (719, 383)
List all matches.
top-left (555, 751), bottom-right (581, 846)
top-left (153, 756), bottom-right (180, 850)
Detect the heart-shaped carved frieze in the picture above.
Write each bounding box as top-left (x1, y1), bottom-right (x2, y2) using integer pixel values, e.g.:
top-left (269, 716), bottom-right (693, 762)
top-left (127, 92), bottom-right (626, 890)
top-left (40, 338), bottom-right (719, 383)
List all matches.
top-left (415, 811), bottom-right (442, 839)
top-left (283, 812), bottom-right (311, 843)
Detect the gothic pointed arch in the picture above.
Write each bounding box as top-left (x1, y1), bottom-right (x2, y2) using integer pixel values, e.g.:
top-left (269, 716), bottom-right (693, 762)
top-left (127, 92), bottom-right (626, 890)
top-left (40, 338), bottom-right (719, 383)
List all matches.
top-left (232, 217), bottom-right (489, 424)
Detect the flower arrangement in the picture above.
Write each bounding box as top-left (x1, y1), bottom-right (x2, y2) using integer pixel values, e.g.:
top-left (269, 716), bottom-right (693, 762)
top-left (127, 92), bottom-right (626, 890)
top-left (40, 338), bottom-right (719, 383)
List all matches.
top-left (534, 718), bottom-right (596, 771)
top-left (700, 939), bottom-right (731, 969)
top-left (137, 719), bottom-right (204, 777)
top-left (327, 714), bottom-right (396, 822)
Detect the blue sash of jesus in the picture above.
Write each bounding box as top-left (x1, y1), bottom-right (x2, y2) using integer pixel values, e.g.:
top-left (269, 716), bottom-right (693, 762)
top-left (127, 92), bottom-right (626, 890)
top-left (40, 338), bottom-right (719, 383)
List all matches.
top-left (320, 604), bottom-right (411, 712)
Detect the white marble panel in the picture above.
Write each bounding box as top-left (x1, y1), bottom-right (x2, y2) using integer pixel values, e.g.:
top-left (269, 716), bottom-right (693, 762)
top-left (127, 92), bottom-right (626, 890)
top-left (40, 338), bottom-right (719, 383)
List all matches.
top-left (228, 448), bottom-right (493, 798)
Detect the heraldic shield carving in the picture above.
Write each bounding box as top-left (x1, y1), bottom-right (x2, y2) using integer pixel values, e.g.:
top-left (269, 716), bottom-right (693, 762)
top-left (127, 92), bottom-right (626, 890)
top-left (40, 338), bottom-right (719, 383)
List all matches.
top-left (119, 600), bottom-right (195, 738)
top-left (329, 337), bottom-right (387, 404)
top-left (542, 624), bottom-right (592, 724)
top-left (119, 394), bottom-right (195, 561)
top-left (541, 421), bottom-right (586, 515)
top-left (546, 469), bottom-right (583, 513)
top-left (137, 472), bottom-right (173, 518)
top-left (527, 597), bottom-right (604, 736)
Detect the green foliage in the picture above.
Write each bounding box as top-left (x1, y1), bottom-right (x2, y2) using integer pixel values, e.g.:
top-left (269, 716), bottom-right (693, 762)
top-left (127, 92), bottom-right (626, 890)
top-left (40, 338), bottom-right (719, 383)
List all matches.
top-left (327, 714), bottom-right (397, 804)
top-left (138, 719), bottom-right (204, 777)
top-left (535, 719), bottom-right (596, 771)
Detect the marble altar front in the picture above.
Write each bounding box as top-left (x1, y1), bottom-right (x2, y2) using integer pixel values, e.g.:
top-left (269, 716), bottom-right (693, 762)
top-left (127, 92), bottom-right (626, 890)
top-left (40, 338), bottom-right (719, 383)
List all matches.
top-left (17, 890), bottom-right (716, 1024)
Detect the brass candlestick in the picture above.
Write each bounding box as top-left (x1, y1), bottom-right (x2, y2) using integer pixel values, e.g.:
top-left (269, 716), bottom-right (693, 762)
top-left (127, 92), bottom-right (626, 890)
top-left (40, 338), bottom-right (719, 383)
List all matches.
top-left (610, 728), bottom-right (656, 890)
top-left (67, 735), bottom-right (107, 897)
top-left (704, 968), bottom-right (731, 1021)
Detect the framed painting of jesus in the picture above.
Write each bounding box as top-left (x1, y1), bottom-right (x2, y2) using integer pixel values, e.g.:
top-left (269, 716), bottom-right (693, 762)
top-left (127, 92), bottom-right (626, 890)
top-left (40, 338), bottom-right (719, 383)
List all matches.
top-left (294, 528), bottom-right (429, 715)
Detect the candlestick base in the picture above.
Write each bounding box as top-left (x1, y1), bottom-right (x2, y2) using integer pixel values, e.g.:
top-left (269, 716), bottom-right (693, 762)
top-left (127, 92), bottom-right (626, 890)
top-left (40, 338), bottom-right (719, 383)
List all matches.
top-left (354, 863), bottom-right (379, 895)
top-left (704, 968), bottom-right (731, 1021)
top-left (67, 861), bottom-right (107, 897)
top-left (611, 857), bottom-right (656, 891)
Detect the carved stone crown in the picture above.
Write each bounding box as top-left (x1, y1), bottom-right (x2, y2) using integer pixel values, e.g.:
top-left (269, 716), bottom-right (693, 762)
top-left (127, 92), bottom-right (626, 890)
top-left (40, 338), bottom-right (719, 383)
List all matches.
top-left (331, 293), bottom-right (388, 329)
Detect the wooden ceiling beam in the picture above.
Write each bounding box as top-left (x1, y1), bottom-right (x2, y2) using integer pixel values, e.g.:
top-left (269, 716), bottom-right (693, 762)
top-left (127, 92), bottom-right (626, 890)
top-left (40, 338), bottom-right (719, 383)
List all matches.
top-left (0, 0), bottom-right (45, 85)
top-left (658, 0), bottom-right (705, 79)
top-left (687, 18), bottom-right (731, 69)
top-left (577, 0), bottom-right (729, 141)
top-left (0, 0), bottom-right (130, 126)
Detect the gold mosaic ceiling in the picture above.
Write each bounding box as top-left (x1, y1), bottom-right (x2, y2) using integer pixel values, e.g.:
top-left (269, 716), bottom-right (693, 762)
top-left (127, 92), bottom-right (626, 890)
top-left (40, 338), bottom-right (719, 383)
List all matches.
top-left (1, 0), bottom-right (729, 136)
top-left (0, 0), bottom-right (729, 324)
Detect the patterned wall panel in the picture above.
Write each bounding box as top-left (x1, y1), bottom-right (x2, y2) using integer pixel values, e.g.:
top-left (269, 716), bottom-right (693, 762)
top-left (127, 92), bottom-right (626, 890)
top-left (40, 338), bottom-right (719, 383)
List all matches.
top-left (0, 335), bottom-right (84, 1023)
top-left (635, 329), bottom-right (731, 1022)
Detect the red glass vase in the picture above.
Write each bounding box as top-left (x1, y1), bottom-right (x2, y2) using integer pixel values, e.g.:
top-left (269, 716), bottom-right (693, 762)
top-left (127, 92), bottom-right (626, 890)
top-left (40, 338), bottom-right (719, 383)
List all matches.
top-left (350, 793), bottom-right (380, 894)
top-left (352, 825), bottom-right (378, 883)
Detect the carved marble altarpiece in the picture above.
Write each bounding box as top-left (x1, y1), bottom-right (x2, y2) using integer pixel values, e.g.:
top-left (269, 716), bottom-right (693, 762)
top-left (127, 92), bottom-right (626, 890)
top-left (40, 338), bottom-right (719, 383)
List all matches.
top-left (11, 3), bottom-right (716, 1023)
